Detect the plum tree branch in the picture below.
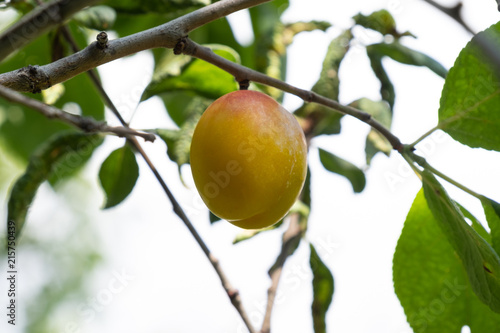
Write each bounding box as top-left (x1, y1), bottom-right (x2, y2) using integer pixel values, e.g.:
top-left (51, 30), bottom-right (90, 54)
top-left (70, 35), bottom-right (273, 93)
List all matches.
top-left (0, 84), bottom-right (155, 141)
top-left (179, 39), bottom-right (404, 151)
top-left (0, 0), bottom-right (270, 92)
top-left (0, 0), bottom-right (102, 61)
top-left (0, 0), bottom-right (402, 152)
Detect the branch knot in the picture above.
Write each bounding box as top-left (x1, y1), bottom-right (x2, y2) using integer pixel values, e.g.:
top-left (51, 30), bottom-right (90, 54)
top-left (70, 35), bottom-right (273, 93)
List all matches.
top-left (96, 31), bottom-right (108, 50)
top-left (18, 65), bottom-right (51, 94)
top-left (173, 36), bottom-right (188, 55)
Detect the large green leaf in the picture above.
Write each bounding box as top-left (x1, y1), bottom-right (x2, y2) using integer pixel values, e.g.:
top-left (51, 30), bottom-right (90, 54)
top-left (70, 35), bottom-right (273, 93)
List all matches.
top-left (294, 30), bottom-right (352, 136)
top-left (318, 148), bottom-right (366, 193)
top-left (422, 170), bottom-right (500, 313)
top-left (366, 42), bottom-right (447, 79)
top-left (310, 243), bottom-right (334, 333)
top-left (98, 144), bottom-right (139, 209)
top-left (394, 189), bottom-right (500, 332)
top-left (438, 22), bottom-right (500, 151)
top-left (481, 198), bottom-right (500, 256)
top-left (142, 45), bottom-right (239, 101)
top-left (7, 133), bottom-right (103, 240)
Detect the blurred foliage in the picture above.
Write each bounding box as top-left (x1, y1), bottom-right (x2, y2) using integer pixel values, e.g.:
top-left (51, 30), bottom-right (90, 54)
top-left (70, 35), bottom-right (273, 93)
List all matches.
top-left (7, 132), bottom-right (103, 239)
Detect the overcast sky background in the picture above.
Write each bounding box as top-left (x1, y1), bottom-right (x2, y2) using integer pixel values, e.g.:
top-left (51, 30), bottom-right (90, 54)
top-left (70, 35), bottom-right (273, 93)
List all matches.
top-left (2, 0), bottom-right (500, 333)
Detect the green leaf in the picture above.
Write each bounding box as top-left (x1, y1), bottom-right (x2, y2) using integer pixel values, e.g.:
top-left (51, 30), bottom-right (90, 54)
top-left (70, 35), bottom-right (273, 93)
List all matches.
top-left (438, 22), bottom-right (500, 151)
top-left (366, 49), bottom-right (395, 109)
top-left (353, 9), bottom-right (415, 39)
top-left (283, 21), bottom-right (332, 44)
top-left (394, 189), bottom-right (500, 332)
top-left (353, 9), bottom-right (397, 36)
top-left (152, 115), bottom-right (198, 171)
top-left (232, 221), bottom-right (282, 244)
top-left (246, 0), bottom-right (288, 99)
top-left (422, 169), bottom-right (500, 313)
top-left (457, 202), bottom-right (492, 245)
top-left (0, 34), bottom-right (67, 161)
top-left (294, 30), bottom-right (352, 136)
top-left (103, 0), bottom-right (210, 14)
top-left (268, 228), bottom-right (302, 276)
top-left (350, 98), bottom-right (392, 164)
top-left (302, 165), bottom-right (312, 209)
top-left (481, 198), bottom-right (500, 256)
top-left (367, 42), bottom-right (447, 79)
top-left (318, 148), bottom-right (366, 193)
top-left (7, 133), bottom-right (103, 240)
top-left (142, 45), bottom-right (239, 101)
top-left (209, 210), bottom-right (221, 224)
top-left (98, 144), bottom-right (139, 209)
top-left (73, 5), bottom-right (117, 30)
top-left (160, 92), bottom-right (212, 128)
top-left (310, 243), bottom-right (334, 333)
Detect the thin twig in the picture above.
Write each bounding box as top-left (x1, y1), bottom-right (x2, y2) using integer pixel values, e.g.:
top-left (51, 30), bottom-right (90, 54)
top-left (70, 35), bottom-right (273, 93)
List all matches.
top-left (180, 39), bottom-right (404, 151)
top-left (0, 84), bottom-right (154, 141)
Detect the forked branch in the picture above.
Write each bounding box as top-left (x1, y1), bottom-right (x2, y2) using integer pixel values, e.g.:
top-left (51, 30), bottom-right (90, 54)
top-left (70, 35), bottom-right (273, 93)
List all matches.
top-left (0, 84), bottom-right (155, 141)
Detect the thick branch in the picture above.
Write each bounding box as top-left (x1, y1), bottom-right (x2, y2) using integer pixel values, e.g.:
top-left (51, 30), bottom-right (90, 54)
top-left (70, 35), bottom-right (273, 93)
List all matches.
top-left (0, 0), bottom-right (102, 61)
top-left (0, 0), bottom-right (269, 92)
top-left (181, 39), bottom-right (404, 151)
top-left (0, 84), bottom-right (155, 141)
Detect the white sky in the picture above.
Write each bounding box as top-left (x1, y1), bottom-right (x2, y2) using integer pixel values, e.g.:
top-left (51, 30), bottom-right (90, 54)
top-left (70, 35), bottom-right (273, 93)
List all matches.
top-left (1, 1), bottom-right (500, 333)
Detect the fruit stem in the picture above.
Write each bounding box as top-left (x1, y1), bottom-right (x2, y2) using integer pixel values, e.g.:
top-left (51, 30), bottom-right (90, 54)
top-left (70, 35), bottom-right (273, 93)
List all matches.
top-left (238, 79), bottom-right (250, 90)
top-left (410, 152), bottom-right (484, 200)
